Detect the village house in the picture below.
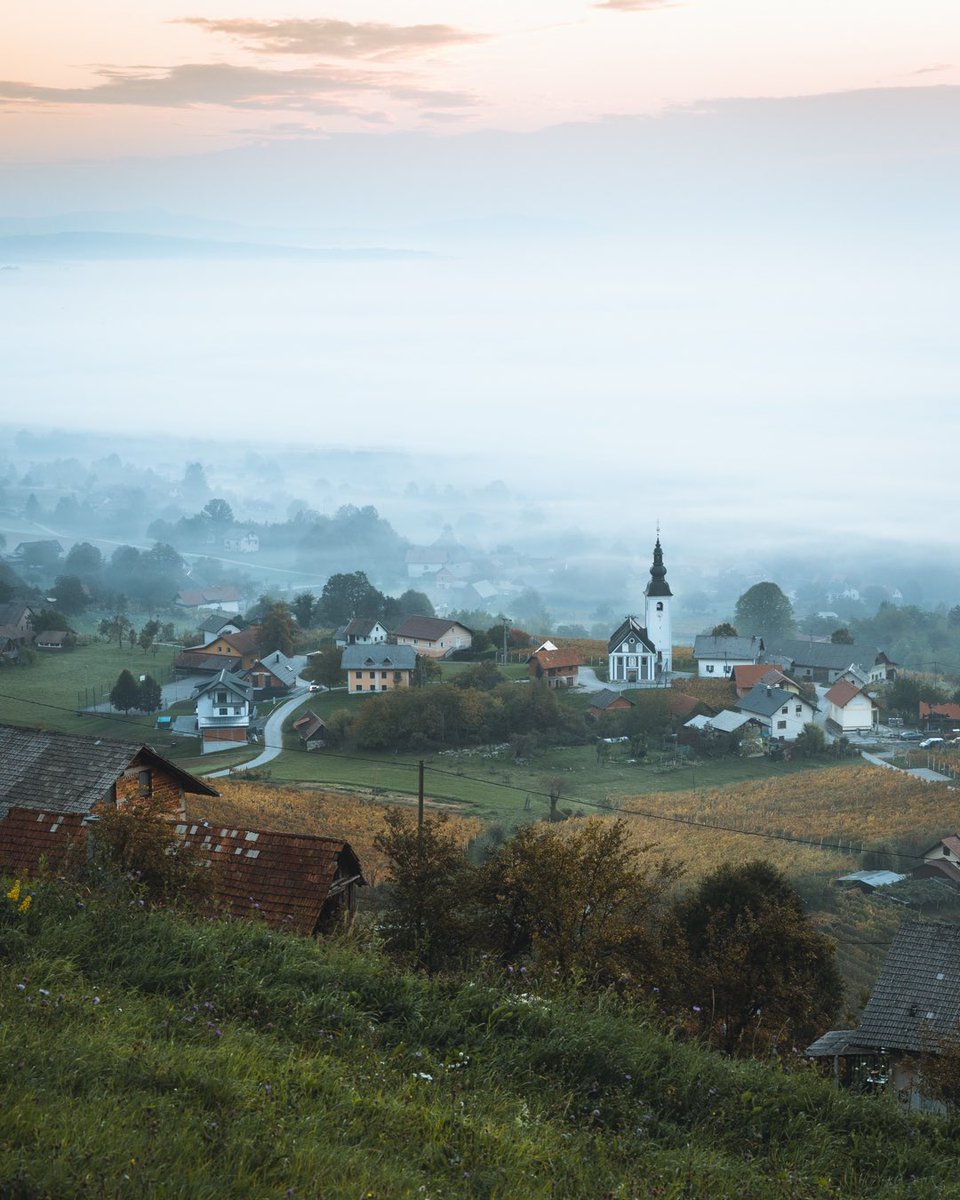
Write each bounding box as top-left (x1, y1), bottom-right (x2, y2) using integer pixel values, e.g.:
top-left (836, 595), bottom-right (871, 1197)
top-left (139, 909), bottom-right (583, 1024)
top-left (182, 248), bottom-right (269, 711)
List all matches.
top-left (869, 652), bottom-right (899, 683)
top-left (735, 684), bottom-right (818, 741)
top-left (34, 629), bottom-right (76, 651)
top-left (919, 702), bottom-right (960, 731)
top-left (913, 835), bottom-right (960, 889)
top-left (194, 670), bottom-right (253, 754)
top-left (174, 584), bottom-right (243, 614)
top-left (174, 626), bottom-right (261, 675)
top-left (341, 643), bottom-right (417, 693)
top-left (0, 726), bottom-right (363, 937)
top-left (195, 612), bottom-right (243, 646)
top-left (732, 663), bottom-right (802, 698)
top-left (527, 646), bottom-right (582, 688)
top-left (807, 922), bottom-right (960, 1110)
top-left (0, 725), bottom-right (218, 841)
top-left (394, 615), bottom-right (473, 659)
top-left (588, 689), bottom-right (634, 717)
top-left (693, 635), bottom-right (765, 678)
top-left (0, 603), bottom-right (36, 638)
top-left (823, 680), bottom-right (879, 733)
top-left (763, 636), bottom-right (880, 685)
top-left (292, 710), bottom-right (327, 749)
top-left (222, 530), bottom-right (260, 554)
top-left (244, 650), bottom-right (300, 697)
top-left (335, 618), bottom-right (389, 649)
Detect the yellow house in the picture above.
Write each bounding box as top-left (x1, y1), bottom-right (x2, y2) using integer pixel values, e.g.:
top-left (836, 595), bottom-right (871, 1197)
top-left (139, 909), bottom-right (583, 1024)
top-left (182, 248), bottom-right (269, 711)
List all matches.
top-left (341, 644), bottom-right (417, 694)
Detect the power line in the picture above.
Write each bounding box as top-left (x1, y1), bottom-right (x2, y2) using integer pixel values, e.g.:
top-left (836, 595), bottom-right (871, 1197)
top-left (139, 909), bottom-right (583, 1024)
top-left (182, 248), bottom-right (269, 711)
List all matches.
top-left (0, 695), bottom-right (937, 863)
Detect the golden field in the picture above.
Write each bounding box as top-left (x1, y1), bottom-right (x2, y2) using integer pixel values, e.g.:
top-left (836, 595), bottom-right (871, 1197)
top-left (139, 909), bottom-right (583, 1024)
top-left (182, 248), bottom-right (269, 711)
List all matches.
top-left (189, 780), bottom-right (483, 886)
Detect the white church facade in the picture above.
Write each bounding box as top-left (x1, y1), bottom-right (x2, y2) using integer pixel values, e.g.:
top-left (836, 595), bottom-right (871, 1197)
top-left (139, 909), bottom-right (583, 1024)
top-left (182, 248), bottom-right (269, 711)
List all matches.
top-left (607, 538), bottom-right (673, 684)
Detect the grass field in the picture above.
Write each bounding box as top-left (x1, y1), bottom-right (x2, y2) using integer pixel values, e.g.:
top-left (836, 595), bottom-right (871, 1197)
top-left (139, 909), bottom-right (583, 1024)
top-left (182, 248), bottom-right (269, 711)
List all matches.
top-left (0, 638), bottom-right (178, 733)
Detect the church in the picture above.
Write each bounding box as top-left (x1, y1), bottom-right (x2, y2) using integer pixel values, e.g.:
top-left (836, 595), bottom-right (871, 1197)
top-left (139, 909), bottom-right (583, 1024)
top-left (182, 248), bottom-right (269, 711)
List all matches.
top-left (607, 537), bottom-right (673, 684)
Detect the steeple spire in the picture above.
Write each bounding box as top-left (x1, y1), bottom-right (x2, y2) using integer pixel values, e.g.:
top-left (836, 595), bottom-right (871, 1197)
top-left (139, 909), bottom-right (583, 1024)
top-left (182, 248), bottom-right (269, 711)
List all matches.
top-left (645, 535), bottom-right (672, 597)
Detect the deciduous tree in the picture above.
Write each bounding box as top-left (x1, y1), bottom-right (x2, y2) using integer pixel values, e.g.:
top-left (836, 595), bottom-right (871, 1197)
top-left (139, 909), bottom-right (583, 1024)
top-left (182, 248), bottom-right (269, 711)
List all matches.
top-left (734, 582), bottom-right (795, 639)
top-left (676, 860), bottom-right (842, 1052)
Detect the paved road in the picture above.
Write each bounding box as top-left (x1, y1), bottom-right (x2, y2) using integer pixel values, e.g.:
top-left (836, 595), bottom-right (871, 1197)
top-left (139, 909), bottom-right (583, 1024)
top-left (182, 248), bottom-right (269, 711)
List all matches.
top-left (203, 685), bottom-right (312, 778)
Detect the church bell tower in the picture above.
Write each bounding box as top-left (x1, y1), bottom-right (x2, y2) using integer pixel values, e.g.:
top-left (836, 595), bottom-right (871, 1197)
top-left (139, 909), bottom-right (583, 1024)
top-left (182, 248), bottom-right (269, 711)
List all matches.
top-left (644, 535), bottom-right (673, 676)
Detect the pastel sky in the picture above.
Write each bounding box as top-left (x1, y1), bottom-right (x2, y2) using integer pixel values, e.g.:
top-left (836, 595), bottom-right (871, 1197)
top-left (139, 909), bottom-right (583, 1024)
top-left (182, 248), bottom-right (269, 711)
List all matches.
top-left (2, 0), bottom-right (958, 159)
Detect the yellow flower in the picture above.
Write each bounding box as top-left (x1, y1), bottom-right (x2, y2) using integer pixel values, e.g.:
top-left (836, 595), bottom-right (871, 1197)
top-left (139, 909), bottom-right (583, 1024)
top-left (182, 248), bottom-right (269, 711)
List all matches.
top-left (6, 880), bottom-right (20, 902)
top-left (18, 896), bottom-right (31, 914)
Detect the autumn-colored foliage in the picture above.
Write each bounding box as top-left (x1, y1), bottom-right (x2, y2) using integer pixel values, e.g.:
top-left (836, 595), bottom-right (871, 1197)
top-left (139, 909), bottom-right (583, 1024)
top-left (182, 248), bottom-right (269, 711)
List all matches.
top-left (669, 677), bottom-right (737, 707)
top-left (189, 780), bottom-right (482, 886)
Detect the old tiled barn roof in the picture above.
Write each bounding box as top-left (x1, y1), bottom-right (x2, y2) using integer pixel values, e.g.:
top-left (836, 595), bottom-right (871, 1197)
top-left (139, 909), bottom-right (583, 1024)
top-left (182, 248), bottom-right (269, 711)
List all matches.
top-left (0, 806), bottom-right (87, 874)
top-left (854, 922), bottom-right (960, 1053)
top-left (0, 724), bottom-right (218, 820)
top-left (177, 822), bottom-right (364, 936)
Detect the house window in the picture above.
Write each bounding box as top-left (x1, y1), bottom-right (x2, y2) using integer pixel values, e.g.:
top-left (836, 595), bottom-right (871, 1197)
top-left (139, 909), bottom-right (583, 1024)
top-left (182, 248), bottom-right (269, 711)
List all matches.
top-left (356, 684), bottom-right (363, 691)
top-left (368, 671), bottom-right (376, 680)
top-left (381, 671), bottom-right (387, 679)
top-left (355, 671), bottom-right (362, 679)
top-left (215, 691), bottom-right (227, 704)
top-left (781, 706), bottom-right (788, 714)
top-left (706, 664), bottom-right (714, 674)
top-left (795, 705), bottom-right (803, 715)
top-left (656, 602), bottom-right (663, 612)
top-left (138, 769), bottom-right (152, 798)
top-left (394, 672), bottom-right (403, 683)
top-left (777, 720), bottom-right (787, 730)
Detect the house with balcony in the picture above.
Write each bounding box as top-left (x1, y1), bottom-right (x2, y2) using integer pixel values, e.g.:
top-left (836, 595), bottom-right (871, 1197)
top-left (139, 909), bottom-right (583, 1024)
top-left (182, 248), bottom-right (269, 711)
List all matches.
top-left (194, 670), bottom-right (253, 754)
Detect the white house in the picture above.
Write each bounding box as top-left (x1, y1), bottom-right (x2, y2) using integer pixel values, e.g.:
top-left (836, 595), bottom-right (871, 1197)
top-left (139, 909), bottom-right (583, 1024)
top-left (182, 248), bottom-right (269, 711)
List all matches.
top-left (223, 531), bottom-right (260, 554)
top-left (824, 680), bottom-right (879, 733)
top-left (394, 615), bottom-right (472, 659)
top-left (735, 684), bottom-right (817, 741)
top-left (607, 537), bottom-right (674, 684)
top-left (194, 669), bottom-right (252, 754)
top-left (336, 618), bottom-right (390, 649)
top-left (693, 635), bottom-right (764, 678)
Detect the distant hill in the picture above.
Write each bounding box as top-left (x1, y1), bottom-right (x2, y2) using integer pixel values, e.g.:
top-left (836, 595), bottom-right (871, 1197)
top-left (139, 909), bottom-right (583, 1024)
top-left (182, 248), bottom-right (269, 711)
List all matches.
top-left (0, 230), bottom-right (433, 263)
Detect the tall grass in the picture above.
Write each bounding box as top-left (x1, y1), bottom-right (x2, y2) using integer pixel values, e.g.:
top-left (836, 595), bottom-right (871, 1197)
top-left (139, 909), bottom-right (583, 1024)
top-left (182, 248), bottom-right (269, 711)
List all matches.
top-left (2, 879), bottom-right (958, 1198)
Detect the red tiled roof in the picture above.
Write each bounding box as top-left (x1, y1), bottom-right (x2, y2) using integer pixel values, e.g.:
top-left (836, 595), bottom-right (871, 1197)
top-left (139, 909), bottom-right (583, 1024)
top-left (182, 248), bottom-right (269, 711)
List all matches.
top-left (732, 664), bottom-right (793, 694)
top-left (919, 702), bottom-right (960, 721)
top-left (0, 807), bottom-right (87, 875)
top-left (529, 648), bottom-right (582, 671)
top-left (667, 691), bottom-right (708, 718)
top-left (825, 680), bottom-right (869, 708)
top-left (178, 822), bottom-right (363, 936)
top-left (221, 628), bottom-right (260, 655)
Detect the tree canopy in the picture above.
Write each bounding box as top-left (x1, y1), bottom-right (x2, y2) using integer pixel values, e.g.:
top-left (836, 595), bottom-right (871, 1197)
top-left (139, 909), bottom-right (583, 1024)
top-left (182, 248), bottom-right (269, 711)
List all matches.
top-left (734, 582), bottom-right (795, 639)
top-left (675, 860), bottom-right (842, 1052)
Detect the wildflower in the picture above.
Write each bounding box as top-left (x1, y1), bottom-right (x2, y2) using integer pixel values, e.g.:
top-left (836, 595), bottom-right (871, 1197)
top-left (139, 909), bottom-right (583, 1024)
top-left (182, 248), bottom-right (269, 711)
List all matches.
top-left (18, 896), bottom-right (31, 914)
top-left (38, 988), bottom-right (50, 997)
top-left (92, 996), bottom-right (101, 1005)
top-left (692, 1005), bottom-right (701, 1013)
top-left (16, 983), bottom-right (25, 991)
top-left (6, 880), bottom-right (20, 902)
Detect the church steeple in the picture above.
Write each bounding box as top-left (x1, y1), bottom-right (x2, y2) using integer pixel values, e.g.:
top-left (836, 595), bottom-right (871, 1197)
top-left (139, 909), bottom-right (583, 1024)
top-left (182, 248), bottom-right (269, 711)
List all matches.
top-left (645, 536), bottom-right (672, 598)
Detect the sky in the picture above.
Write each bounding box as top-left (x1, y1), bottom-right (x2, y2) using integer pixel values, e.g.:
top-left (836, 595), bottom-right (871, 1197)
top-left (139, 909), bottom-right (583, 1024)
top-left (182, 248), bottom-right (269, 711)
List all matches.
top-left (2, 0), bottom-right (959, 158)
top-left (1, 2), bottom-right (959, 551)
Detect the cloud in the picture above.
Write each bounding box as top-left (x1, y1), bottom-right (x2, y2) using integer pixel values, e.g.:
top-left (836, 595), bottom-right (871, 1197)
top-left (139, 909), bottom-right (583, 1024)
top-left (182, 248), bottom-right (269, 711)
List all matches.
top-left (0, 62), bottom-right (473, 114)
top-left (911, 63), bottom-right (952, 75)
top-left (179, 17), bottom-right (487, 60)
top-left (594, 0), bottom-right (676, 10)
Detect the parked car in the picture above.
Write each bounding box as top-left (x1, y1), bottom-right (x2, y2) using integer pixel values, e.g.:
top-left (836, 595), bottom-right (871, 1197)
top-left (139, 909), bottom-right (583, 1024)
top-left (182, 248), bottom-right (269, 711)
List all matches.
top-left (919, 737), bottom-right (945, 749)
top-left (899, 730), bottom-right (923, 740)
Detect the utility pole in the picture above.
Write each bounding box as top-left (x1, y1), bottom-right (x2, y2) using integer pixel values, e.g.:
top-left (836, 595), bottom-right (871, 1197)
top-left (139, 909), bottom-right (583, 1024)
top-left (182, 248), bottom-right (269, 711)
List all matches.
top-left (418, 759), bottom-right (425, 838)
